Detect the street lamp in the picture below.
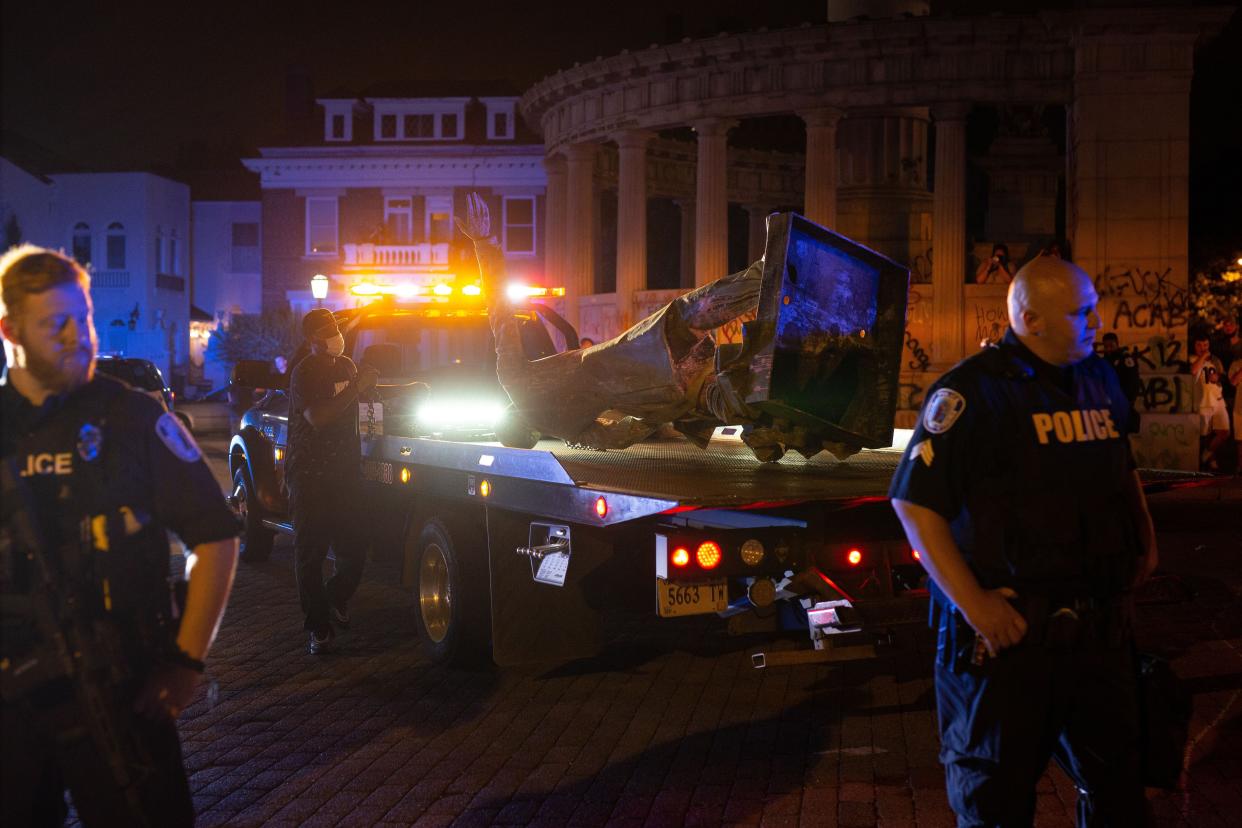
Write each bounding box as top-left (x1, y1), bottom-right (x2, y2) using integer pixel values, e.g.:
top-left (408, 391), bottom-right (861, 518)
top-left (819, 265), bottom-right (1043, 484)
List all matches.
top-left (310, 273), bottom-right (329, 308)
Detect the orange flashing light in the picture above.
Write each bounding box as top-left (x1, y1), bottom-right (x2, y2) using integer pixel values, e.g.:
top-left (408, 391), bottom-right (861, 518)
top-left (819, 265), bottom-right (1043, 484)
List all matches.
top-left (671, 547), bottom-right (690, 567)
top-left (696, 541), bottom-right (722, 569)
top-left (594, 496), bottom-right (608, 518)
top-left (847, 548), bottom-right (863, 566)
top-left (399, 467), bottom-right (411, 484)
top-left (479, 479), bottom-right (491, 497)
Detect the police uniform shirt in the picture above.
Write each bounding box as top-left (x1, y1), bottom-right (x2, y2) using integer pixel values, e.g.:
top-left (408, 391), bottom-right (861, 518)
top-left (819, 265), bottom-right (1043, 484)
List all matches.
top-left (2, 371), bottom-right (237, 627)
top-left (286, 353), bottom-right (360, 482)
top-left (888, 328), bottom-right (1140, 601)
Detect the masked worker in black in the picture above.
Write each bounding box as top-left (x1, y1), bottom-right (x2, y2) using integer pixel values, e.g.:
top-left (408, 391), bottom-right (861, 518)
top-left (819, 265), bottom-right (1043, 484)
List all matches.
top-left (888, 254), bottom-right (1158, 827)
top-left (286, 308), bottom-right (378, 654)
top-left (0, 246), bottom-right (239, 826)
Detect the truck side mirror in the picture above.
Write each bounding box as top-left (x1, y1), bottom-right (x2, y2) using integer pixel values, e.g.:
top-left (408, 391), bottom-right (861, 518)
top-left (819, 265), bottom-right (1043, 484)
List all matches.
top-left (232, 359), bottom-right (288, 391)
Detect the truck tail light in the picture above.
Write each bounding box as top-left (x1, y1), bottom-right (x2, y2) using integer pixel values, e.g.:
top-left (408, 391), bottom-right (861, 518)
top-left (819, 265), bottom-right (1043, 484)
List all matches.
top-left (911, 548), bottom-right (921, 562)
top-left (595, 496), bottom-right (608, 518)
top-left (696, 541), bottom-right (722, 569)
top-left (671, 547), bottom-right (690, 567)
top-left (847, 548), bottom-right (863, 566)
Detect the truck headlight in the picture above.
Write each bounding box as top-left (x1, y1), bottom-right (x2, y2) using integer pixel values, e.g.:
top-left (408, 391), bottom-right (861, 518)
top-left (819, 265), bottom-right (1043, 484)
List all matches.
top-left (414, 399), bottom-right (507, 429)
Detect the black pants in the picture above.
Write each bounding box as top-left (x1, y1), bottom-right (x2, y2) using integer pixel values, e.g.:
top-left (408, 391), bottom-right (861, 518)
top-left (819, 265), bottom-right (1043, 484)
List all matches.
top-left (935, 631), bottom-right (1145, 828)
top-left (289, 476), bottom-right (367, 633)
top-left (1, 686), bottom-right (193, 827)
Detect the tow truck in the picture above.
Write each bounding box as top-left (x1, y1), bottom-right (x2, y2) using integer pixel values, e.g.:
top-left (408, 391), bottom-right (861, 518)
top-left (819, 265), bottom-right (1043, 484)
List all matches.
top-left (227, 218), bottom-right (930, 667)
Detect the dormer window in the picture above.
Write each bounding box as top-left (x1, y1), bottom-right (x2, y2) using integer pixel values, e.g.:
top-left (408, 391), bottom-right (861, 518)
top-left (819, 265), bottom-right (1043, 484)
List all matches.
top-left (319, 99), bottom-right (355, 142)
top-left (369, 98), bottom-right (468, 142)
top-left (404, 113), bottom-right (434, 138)
top-left (482, 98), bottom-right (517, 140)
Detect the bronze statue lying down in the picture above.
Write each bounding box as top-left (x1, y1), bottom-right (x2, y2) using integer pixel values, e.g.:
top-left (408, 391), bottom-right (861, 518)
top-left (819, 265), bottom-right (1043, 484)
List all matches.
top-left (457, 193), bottom-right (909, 462)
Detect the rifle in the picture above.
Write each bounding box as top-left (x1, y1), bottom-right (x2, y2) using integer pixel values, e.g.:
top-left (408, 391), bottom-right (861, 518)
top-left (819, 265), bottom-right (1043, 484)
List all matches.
top-left (0, 458), bottom-right (155, 826)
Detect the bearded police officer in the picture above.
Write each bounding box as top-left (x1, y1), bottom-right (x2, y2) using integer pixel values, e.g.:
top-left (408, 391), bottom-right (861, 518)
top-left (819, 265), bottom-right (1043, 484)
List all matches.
top-left (286, 308), bottom-right (377, 654)
top-left (0, 245), bottom-right (238, 826)
top-left (889, 255), bottom-right (1158, 827)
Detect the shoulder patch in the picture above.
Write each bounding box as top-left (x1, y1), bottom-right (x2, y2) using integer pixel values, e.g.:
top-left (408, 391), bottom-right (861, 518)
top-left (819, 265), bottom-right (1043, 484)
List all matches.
top-left (910, 439), bottom-right (935, 467)
top-left (923, 388), bottom-right (966, 434)
top-left (155, 413), bottom-right (202, 462)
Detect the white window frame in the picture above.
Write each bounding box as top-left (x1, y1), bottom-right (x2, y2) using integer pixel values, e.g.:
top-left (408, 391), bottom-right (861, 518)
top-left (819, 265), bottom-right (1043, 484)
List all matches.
top-left (168, 231), bottom-right (179, 275)
top-left (483, 98), bottom-right (517, 140)
top-left (72, 222), bottom-right (92, 266)
top-left (321, 100), bottom-right (354, 142)
top-left (370, 99), bottom-right (468, 142)
top-left (384, 196), bottom-right (414, 244)
top-left (424, 194), bottom-right (454, 244)
top-left (502, 196), bottom-right (536, 256)
top-left (105, 222), bottom-right (126, 270)
top-left (305, 197), bottom-right (339, 257)
top-left (438, 112), bottom-right (462, 140)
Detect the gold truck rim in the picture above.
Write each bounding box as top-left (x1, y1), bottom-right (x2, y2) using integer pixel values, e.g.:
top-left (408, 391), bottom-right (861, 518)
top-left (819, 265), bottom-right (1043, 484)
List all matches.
top-left (419, 543), bottom-right (452, 643)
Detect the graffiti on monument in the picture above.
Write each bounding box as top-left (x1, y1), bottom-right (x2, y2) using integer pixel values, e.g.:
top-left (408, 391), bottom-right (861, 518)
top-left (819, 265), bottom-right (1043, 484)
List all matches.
top-left (1094, 264), bottom-right (1189, 331)
top-left (903, 288), bottom-right (933, 373)
top-left (1131, 414), bottom-right (1198, 471)
top-left (971, 296), bottom-right (1009, 346)
top-left (910, 247), bottom-right (933, 283)
top-left (1137, 374), bottom-right (1192, 413)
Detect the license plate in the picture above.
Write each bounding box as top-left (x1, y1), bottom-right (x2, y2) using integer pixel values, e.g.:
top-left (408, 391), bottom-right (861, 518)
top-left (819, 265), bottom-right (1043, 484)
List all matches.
top-left (656, 578), bottom-right (728, 618)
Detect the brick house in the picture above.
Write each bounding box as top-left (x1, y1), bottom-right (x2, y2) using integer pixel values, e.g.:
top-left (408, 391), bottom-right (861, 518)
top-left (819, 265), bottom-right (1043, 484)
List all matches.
top-left (243, 84), bottom-right (547, 314)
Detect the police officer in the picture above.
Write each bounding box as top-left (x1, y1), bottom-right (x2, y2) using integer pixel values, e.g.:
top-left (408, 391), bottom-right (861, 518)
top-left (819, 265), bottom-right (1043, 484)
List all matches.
top-left (0, 245), bottom-right (239, 826)
top-left (889, 255), bottom-right (1158, 827)
top-left (286, 308), bottom-right (377, 654)
top-left (1100, 331), bottom-right (1142, 434)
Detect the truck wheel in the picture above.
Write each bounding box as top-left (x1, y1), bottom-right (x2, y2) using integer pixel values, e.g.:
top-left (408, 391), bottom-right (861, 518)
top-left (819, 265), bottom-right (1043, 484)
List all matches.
top-left (414, 519), bottom-right (491, 666)
top-left (232, 467), bottom-right (274, 563)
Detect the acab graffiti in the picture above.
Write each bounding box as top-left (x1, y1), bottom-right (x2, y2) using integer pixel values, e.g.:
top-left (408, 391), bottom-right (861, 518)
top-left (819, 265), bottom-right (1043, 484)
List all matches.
top-left (1094, 264), bottom-right (1189, 330)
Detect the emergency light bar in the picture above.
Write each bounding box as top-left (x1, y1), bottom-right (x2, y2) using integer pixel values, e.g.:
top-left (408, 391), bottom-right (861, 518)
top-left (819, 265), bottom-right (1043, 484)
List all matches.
top-left (350, 281), bottom-right (563, 302)
top-left (506, 284), bottom-right (566, 302)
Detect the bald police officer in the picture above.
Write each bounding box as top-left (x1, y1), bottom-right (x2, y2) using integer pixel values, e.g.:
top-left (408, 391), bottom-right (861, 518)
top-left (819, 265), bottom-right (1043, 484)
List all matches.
top-left (889, 255), bottom-right (1158, 827)
top-left (1, 245), bottom-right (238, 826)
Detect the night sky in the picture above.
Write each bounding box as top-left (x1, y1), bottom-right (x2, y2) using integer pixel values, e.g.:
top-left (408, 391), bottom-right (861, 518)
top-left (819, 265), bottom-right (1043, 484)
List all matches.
top-left (3, 0), bottom-right (1238, 262)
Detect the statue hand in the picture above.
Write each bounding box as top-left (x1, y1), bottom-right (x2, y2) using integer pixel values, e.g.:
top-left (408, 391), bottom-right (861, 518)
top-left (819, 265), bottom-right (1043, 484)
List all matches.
top-left (454, 192), bottom-right (492, 241)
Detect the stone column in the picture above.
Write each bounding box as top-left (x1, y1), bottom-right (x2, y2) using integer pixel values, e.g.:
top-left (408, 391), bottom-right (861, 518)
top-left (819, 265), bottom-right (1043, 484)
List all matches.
top-left (931, 103), bottom-right (970, 368)
top-left (542, 154), bottom-right (567, 289)
top-left (744, 205), bottom-right (769, 262)
top-left (693, 119), bottom-right (735, 287)
top-left (564, 142), bottom-right (598, 329)
top-left (676, 199), bottom-right (695, 289)
top-left (613, 130), bottom-right (653, 330)
top-left (801, 108), bottom-right (843, 229)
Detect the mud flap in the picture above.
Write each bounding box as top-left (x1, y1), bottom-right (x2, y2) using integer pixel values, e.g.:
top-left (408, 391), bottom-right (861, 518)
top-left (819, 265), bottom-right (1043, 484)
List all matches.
top-left (486, 508), bottom-right (608, 666)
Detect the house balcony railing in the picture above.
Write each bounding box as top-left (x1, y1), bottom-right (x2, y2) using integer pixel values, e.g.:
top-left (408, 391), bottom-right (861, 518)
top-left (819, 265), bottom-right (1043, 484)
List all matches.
top-left (341, 243), bottom-right (450, 268)
top-left (93, 270), bottom-right (131, 288)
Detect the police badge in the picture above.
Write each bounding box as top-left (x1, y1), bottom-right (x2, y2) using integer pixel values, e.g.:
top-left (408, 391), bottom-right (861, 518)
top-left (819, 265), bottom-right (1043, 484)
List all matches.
top-left (923, 388), bottom-right (966, 434)
top-left (77, 423), bottom-right (103, 462)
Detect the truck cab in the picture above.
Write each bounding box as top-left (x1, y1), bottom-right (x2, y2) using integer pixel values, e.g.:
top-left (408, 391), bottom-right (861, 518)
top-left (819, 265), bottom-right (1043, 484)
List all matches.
top-left (227, 292), bottom-right (577, 563)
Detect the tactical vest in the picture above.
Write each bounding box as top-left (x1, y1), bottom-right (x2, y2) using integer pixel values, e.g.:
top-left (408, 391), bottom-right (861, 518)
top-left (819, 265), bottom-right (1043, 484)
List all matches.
top-left (5, 379), bottom-right (178, 667)
top-left (955, 342), bottom-right (1142, 601)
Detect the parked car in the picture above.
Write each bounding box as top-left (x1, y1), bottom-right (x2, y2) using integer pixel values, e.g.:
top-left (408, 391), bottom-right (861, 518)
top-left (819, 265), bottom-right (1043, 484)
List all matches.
top-left (175, 386), bottom-right (235, 435)
top-left (95, 355), bottom-right (174, 411)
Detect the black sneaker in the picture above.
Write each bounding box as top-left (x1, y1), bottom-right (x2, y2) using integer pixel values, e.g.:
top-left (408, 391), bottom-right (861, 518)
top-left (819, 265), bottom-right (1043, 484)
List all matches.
top-left (308, 627), bottom-right (334, 655)
top-left (331, 603), bottom-right (351, 630)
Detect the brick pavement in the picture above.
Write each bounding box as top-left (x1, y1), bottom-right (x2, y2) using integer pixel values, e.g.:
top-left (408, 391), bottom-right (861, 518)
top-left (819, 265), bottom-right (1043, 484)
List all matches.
top-left (80, 455), bottom-right (1242, 826)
